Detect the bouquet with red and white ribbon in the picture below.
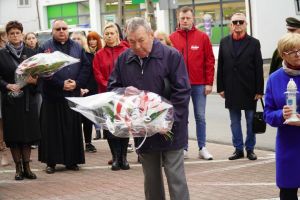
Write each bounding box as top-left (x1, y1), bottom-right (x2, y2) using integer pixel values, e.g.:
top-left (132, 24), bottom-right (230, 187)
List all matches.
top-left (67, 87), bottom-right (174, 147)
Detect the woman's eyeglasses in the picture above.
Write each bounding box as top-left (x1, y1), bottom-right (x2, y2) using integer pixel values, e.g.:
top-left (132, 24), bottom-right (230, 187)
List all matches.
top-left (284, 49), bottom-right (300, 57)
top-left (55, 27), bottom-right (68, 31)
top-left (232, 20), bottom-right (245, 25)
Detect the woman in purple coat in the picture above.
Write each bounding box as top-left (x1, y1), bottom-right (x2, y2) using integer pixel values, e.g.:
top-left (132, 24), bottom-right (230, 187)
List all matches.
top-left (264, 33), bottom-right (300, 200)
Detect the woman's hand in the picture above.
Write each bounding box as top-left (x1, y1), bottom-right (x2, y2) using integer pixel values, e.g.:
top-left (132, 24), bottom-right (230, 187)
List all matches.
top-left (6, 84), bottom-right (21, 92)
top-left (283, 106), bottom-right (300, 126)
top-left (26, 75), bottom-right (38, 85)
top-left (285, 114), bottom-right (300, 126)
top-left (80, 88), bottom-right (89, 97)
top-left (282, 105), bottom-right (293, 120)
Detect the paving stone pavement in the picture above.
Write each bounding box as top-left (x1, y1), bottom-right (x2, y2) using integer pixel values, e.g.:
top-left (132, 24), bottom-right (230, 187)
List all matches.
top-left (0, 139), bottom-right (297, 200)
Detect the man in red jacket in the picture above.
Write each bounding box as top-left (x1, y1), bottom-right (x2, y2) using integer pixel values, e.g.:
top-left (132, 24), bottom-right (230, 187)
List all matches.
top-left (170, 6), bottom-right (215, 160)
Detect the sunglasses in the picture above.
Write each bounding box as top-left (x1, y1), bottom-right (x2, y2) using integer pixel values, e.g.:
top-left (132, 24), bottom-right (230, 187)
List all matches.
top-left (55, 27), bottom-right (68, 31)
top-left (232, 20), bottom-right (245, 25)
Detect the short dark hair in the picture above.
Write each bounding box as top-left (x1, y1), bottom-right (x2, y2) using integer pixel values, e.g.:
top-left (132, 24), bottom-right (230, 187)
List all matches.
top-left (6, 21), bottom-right (23, 34)
top-left (178, 6), bottom-right (194, 15)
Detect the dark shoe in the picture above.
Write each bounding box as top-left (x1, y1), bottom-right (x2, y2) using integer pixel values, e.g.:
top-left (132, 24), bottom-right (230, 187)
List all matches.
top-left (228, 150), bottom-right (244, 160)
top-left (66, 165), bottom-right (79, 171)
top-left (93, 130), bottom-right (101, 140)
top-left (23, 162), bottom-right (37, 179)
top-left (247, 150), bottom-right (257, 160)
top-left (85, 143), bottom-right (97, 153)
top-left (108, 159), bottom-right (113, 165)
top-left (111, 160), bottom-right (120, 171)
top-left (120, 159), bottom-right (130, 170)
top-left (15, 162), bottom-right (24, 181)
top-left (46, 166), bottom-right (55, 174)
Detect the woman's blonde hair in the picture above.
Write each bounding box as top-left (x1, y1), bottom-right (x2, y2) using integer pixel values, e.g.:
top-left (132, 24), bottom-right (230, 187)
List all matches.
top-left (154, 30), bottom-right (172, 46)
top-left (278, 32), bottom-right (300, 58)
top-left (103, 22), bottom-right (120, 46)
top-left (70, 31), bottom-right (89, 52)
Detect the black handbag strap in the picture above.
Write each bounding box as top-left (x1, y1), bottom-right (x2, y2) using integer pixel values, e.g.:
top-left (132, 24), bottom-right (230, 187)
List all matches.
top-left (255, 98), bottom-right (264, 111)
top-left (256, 98), bottom-right (264, 111)
top-left (260, 98), bottom-right (264, 109)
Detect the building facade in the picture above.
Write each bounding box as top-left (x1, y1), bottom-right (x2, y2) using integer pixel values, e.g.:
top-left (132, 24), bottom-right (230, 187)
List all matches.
top-left (0, 0), bottom-right (299, 59)
top-left (0, 0), bottom-right (39, 31)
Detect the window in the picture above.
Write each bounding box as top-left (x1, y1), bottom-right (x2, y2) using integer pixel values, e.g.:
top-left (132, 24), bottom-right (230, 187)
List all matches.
top-left (100, 0), bottom-right (148, 33)
top-left (295, 0), bottom-right (300, 14)
top-left (18, 0), bottom-right (30, 7)
top-left (173, 0), bottom-right (246, 45)
top-left (47, 1), bottom-right (90, 28)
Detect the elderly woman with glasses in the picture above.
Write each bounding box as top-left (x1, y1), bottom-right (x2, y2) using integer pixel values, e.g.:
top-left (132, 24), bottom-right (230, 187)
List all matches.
top-left (264, 32), bottom-right (300, 200)
top-left (0, 21), bottom-right (40, 180)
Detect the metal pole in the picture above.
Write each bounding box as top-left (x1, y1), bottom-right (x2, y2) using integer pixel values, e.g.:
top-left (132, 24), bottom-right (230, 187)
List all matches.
top-left (145, 0), bottom-right (157, 30)
top-left (118, 0), bottom-right (125, 27)
top-left (192, 0), bottom-right (195, 14)
top-left (220, 0), bottom-right (224, 38)
top-left (248, 0), bottom-right (253, 36)
top-left (36, 0), bottom-right (41, 30)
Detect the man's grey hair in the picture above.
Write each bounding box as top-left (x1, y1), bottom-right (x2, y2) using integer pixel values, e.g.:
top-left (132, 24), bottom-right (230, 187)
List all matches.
top-left (126, 17), bottom-right (152, 34)
top-left (231, 13), bottom-right (247, 22)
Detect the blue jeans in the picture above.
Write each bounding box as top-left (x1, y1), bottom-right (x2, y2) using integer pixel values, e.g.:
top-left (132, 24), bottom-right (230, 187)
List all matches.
top-left (229, 109), bottom-right (256, 151)
top-left (190, 85), bottom-right (207, 150)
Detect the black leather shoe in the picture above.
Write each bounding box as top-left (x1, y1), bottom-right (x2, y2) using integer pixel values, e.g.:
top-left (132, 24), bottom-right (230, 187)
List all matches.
top-left (46, 166), bottom-right (55, 174)
top-left (228, 150), bottom-right (244, 160)
top-left (111, 161), bottom-right (120, 171)
top-left (66, 165), bottom-right (79, 171)
top-left (119, 159), bottom-right (130, 170)
top-left (247, 150), bottom-right (257, 160)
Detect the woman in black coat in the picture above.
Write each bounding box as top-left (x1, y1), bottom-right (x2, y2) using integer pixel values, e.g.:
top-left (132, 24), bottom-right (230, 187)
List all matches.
top-left (0, 21), bottom-right (40, 180)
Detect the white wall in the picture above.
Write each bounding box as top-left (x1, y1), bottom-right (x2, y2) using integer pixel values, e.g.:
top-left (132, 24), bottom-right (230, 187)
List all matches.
top-left (156, 3), bottom-right (170, 34)
top-left (89, 0), bottom-right (101, 33)
top-left (0, 0), bottom-right (39, 33)
top-left (250, 0), bottom-right (298, 59)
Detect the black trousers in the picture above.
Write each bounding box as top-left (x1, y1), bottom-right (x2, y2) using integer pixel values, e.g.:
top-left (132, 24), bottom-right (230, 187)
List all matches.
top-left (280, 188), bottom-right (298, 200)
top-left (82, 116), bottom-right (93, 144)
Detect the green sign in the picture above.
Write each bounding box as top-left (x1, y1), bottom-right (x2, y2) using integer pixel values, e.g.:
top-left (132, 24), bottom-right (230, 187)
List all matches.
top-left (132, 0), bottom-right (159, 4)
top-left (47, 3), bottom-right (78, 28)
